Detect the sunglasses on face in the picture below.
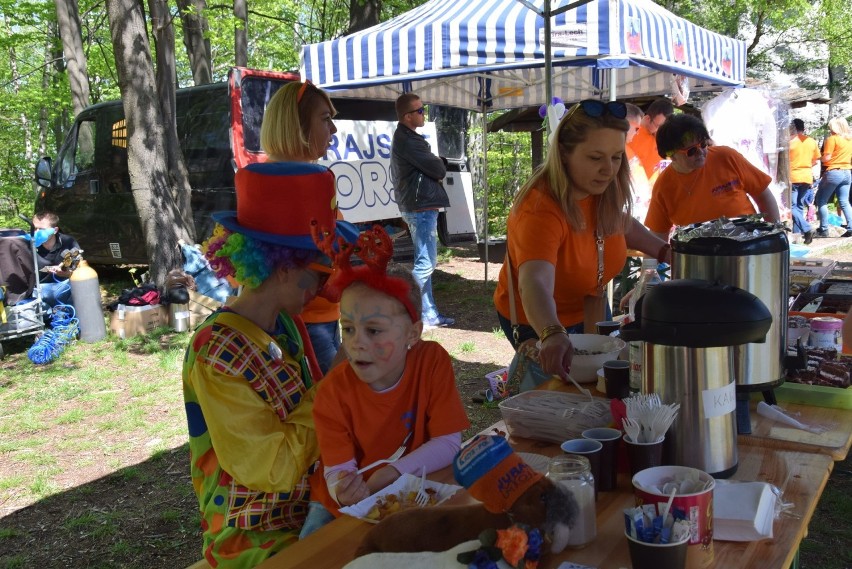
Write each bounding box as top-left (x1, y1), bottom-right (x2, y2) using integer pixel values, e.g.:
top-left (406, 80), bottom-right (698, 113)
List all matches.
top-left (406, 106), bottom-right (425, 116)
top-left (677, 140), bottom-right (709, 158)
top-left (564, 100), bottom-right (628, 123)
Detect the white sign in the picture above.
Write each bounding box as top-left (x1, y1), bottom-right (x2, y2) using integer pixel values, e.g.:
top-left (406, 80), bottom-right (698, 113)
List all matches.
top-left (701, 381), bottom-right (736, 419)
top-left (546, 23), bottom-right (589, 49)
top-left (319, 120), bottom-right (439, 224)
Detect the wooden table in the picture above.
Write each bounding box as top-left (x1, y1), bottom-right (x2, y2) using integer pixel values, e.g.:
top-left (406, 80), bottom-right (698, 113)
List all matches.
top-left (738, 399), bottom-right (852, 461)
top-left (257, 434), bottom-right (833, 569)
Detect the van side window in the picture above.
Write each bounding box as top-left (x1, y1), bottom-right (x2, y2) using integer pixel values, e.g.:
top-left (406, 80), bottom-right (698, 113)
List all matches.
top-left (56, 119), bottom-right (96, 187)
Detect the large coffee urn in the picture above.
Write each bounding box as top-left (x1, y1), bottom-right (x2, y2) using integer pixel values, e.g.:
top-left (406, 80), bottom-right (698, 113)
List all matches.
top-left (621, 279), bottom-right (772, 478)
top-left (671, 218), bottom-right (788, 388)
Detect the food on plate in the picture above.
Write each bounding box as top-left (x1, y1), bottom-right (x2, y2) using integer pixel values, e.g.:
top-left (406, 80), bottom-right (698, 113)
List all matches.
top-left (364, 488), bottom-right (439, 521)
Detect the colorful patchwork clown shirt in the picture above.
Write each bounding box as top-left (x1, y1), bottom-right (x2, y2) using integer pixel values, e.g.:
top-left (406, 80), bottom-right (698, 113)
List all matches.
top-left (183, 309), bottom-right (319, 568)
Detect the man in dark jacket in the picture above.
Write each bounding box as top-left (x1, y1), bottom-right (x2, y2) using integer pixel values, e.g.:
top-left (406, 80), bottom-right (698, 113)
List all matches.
top-left (390, 93), bottom-right (454, 328)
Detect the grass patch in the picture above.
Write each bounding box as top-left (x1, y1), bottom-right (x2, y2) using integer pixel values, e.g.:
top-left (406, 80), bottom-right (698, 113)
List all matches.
top-left (29, 473), bottom-right (61, 498)
top-left (459, 341), bottom-right (476, 353)
top-left (57, 408), bottom-right (87, 424)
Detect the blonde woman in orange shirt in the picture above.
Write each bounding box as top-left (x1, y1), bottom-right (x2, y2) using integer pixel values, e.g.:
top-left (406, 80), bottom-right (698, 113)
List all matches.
top-left (814, 117), bottom-right (852, 238)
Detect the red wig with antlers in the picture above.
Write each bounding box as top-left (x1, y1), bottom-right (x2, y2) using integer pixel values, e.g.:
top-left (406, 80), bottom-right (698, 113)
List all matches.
top-left (311, 223), bottom-right (419, 322)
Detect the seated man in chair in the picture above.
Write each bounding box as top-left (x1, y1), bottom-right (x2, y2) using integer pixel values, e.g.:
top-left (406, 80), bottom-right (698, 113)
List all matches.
top-left (33, 212), bottom-right (81, 307)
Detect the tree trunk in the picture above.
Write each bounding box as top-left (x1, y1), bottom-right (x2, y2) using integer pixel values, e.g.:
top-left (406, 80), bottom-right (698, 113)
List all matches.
top-left (348, 0), bottom-right (381, 34)
top-left (176, 0), bottom-right (212, 85)
top-left (149, 0), bottom-right (196, 237)
top-left (54, 0), bottom-right (90, 117)
top-left (234, 0), bottom-right (247, 67)
top-left (105, 0), bottom-right (194, 286)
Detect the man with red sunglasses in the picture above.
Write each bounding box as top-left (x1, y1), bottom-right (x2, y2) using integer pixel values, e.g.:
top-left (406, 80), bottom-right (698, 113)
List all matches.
top-left (643, 113), bottom-right (780, 240)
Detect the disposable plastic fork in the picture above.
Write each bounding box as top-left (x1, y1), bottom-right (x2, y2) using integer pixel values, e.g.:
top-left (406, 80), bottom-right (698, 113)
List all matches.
top-left (355, 431), bottom-right (412, 475)
top-left (328, 432), bottom-right (412, 488)
top-left (415, 466), bottom-right (430, 506)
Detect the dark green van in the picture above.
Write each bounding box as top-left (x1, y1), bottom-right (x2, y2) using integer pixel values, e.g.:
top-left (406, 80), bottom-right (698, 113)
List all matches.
top-left (34, 67), bottom-right (475, 264)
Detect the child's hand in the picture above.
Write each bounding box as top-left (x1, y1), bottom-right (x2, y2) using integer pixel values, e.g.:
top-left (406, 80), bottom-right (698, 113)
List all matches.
top-left (331, 471), bottom-right (370, 506)
top-left (366, 465), bottom-right (401, 494)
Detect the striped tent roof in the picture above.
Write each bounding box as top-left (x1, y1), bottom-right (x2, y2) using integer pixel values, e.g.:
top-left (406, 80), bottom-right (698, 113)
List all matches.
top-left (300, 0), bottom-right (746, 110)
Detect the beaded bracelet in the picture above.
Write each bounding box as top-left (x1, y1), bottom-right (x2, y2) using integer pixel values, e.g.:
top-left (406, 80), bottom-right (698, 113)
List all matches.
top-left (539, 324), bottom-right (567, 344)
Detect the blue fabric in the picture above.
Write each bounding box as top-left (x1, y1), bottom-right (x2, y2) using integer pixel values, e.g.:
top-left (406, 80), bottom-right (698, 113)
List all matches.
top-left (791, 183), bottom-right (812, 234)
top-left (816, 169), bottom-right (852, 231)
top-left (298, 501), bottom-right (336, 539)
top-left (41, 277), bottom-right (72, 307)
top-left (400, 210), bottom-right (440, 322)
top-left (306, 321), bottom-right (340, 375)
top-left (453, 435), bottom-right (513, 489)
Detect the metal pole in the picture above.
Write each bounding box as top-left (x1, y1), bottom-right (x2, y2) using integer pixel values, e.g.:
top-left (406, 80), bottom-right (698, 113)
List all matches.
top-left (544, 0), bottom-right (553, 140)
top-left (482, 98), bottom-right (489, 284)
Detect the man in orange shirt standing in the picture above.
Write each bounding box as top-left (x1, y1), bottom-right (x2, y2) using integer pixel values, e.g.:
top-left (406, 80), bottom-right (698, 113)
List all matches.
top-left (625, 103), bottom-right (652, 222)
top-left (789, 119), bottom-right (820, 244)
top-left (627, 98), bottom-right (674, 182)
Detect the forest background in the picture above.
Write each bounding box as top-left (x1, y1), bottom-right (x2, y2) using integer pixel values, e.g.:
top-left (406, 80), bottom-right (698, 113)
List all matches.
top-left (1, 0), bottom-right (852, 280)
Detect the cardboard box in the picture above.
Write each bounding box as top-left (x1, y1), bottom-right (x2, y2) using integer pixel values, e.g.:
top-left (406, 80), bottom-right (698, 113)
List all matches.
top-left (187, 290), bottom-right (224, 328)
top-left (109, 304), bottom-right (167, 339)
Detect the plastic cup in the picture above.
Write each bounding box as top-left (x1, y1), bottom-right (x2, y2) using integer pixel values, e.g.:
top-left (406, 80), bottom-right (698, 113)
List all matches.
top-left (626, 531), bottom-right (688, 569)
top-left (603, 360), bottom-right (630, 399)
top-left (623, 434), bottom-right (664, 477)
top-left (582, 427), bottom-right (621, 491)
top-left (560, 438), bottom-right (603, 498)
top-left (596, 320), bottom-right (621, 336)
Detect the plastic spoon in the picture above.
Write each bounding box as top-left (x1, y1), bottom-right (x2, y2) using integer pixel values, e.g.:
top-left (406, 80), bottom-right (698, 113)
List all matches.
top-left (660, 486), bottom-right (677, 524)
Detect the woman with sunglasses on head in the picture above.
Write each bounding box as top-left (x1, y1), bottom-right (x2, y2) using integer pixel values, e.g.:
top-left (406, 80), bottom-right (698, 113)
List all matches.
top-left (493, 100), bottom-right (670, 382)
top-left (260, 81), bottom-right (345, 376)
top-left (813, 117), bottom-right (852, 238)
top-left (644, 113), bottom-right (780, 241)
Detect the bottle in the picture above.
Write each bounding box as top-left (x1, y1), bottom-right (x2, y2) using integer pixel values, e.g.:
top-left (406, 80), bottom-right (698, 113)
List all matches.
top-left (628, 259), bottom-right (662, 393)
top-left (546, 455), bottom-right (596, 548)
top-left (70, 260), bottom-right (107, 342)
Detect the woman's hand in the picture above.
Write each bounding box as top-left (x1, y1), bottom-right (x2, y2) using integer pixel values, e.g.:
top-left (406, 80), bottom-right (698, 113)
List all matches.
top-left (330, 471), bottom-right (370, 506)
top-left (537, 332), bottom-right (574, 381)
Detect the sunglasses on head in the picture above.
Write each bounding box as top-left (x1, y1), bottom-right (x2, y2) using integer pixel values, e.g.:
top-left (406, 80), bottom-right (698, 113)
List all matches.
top-left (564, 100), bottom-right (628, 123)
top-left (406, 106), bottom-right (425, 116)
top-left (297, 80), bottom-right (314, 104)
top-left (677, 140), bottom-right (709, 158)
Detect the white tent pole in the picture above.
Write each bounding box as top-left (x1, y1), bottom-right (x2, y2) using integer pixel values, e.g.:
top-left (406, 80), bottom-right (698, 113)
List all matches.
top-left (609, 67), bottom-right (617, 101)
top-left (544, 0), bottom-right (553, 122)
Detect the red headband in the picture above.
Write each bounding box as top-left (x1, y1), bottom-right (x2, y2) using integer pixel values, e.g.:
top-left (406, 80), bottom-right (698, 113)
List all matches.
top-left (311, 224), bottom-right (419, 323)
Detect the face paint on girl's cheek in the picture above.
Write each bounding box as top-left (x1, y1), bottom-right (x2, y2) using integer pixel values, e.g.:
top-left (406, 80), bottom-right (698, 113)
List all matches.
top-left (373, 342), bottom-right (398, 362)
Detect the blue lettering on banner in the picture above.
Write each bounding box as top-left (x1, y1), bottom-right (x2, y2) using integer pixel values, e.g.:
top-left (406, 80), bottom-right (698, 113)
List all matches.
top-left (331, 161), bottom-right (395, 211)
top-left (326, 133), bottom-right (393, 162)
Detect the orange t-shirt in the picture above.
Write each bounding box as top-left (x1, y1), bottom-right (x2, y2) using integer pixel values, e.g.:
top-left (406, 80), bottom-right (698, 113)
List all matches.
top-left (309, 341), bottom-right (470, 515)
top-left (789, 135), bottom-right (820, 184)
top-left (822, 134), bottom-right (852, 171)
top-left (628, 145), bottom-right (652, 221)
top-left (493, 189), bottom-right (627, 327)
top-left (627, 124), bottom-right (663, 179)
top-left (644, 146), bottom-right (770, 234)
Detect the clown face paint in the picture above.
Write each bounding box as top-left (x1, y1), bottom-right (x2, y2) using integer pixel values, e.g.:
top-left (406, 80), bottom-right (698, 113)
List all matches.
top-left (340, 283), bottom-right (420, 391)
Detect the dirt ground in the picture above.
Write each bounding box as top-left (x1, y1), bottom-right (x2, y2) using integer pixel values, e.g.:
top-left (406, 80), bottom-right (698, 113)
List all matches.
top-left (0, 239), bottom-right (850, 568)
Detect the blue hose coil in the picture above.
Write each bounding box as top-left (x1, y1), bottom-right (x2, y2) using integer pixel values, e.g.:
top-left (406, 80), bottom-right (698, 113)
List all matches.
top-left (27, 304), bottom-right (79, 365)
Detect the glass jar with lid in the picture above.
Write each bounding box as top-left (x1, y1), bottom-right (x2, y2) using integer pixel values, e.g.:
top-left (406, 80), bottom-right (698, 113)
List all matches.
top-left (547, 455), bottom-right (596, 547)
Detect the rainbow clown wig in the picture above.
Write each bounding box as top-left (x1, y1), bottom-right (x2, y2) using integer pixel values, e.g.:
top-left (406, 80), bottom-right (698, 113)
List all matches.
top-left (203, 161), bottom-right (358, 288)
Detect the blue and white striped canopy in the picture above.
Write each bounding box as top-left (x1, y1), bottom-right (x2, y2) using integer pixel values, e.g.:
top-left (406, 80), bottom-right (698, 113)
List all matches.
top-left (300, 0), bottom-right (746, 110)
